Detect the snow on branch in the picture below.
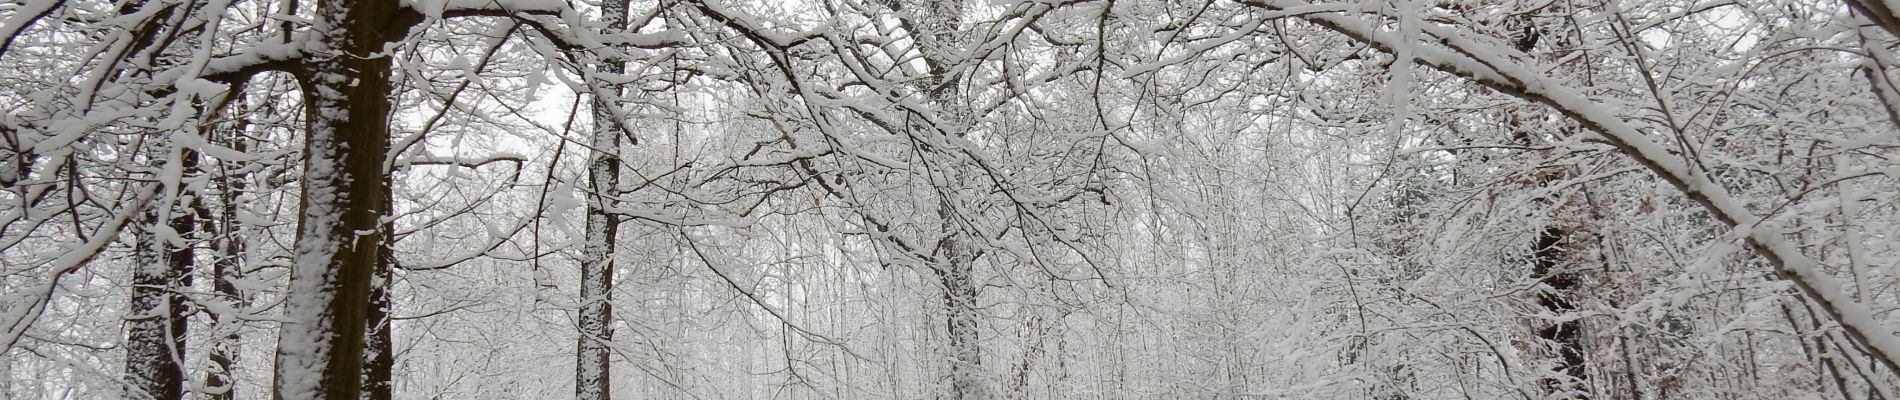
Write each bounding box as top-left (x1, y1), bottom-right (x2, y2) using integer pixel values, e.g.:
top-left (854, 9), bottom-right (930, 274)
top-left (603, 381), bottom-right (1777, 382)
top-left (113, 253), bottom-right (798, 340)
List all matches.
top-left (394, 154), bottom-right (528, 170)
top-left (404, 0), bottom-right (568, 19)
top-left (1243, 0), bottom-right (1900, 378)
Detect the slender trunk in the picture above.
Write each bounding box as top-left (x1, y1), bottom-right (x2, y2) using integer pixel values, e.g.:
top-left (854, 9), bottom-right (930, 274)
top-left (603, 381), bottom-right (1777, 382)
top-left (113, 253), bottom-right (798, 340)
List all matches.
top-left (205, 99), bottom-right (252, 400)
top-left (203, 85), bottom-right (260, 400)
top-left (574, 116), bottom-right (620, 400)
top-left (273, 1), bottom-right (417, 399)
top-left (124, 146), bottom-right (199, 400)
top-left (887, 1), bottom-right (985, 397)
top-left (204, 211), bottom-right (242, 400)
top-left (577, 1), bottom-right (627, 398)
top-left (937, 199), bottom-right (984, 400)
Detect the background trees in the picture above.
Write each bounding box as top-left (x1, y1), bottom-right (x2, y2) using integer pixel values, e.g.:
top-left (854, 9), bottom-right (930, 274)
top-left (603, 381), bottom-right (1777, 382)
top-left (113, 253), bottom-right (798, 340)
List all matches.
top-left (5, 0), bottom-right (1900, 399)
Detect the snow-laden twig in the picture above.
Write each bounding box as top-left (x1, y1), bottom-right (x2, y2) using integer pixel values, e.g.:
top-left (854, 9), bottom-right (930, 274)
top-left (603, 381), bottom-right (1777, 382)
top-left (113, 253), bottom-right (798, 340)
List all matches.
top-left (0, 182), bottom-right (159, 354)
top-left (1243, 0), bottom-right (1900, 378)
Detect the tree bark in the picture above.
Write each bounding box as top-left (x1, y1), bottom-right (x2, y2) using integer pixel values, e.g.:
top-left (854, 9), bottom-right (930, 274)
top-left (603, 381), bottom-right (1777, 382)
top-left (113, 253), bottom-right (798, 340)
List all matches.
top-left (273, 1), bottom-right (418, 398)
top-left (362, 186), bottom-right (395, 400)
top-left (936, 216), bottom-right (984, 400)
top-left (120, 2), bottom-right (193, 398)
top-left (1532, 228), bottom-right (1589, 399)
top-left (898, 1), bottom-right (987, 397)
top-left (577, 1), bottom-right (628, 399)
top-left (205, 206), bottom-right (242, 400)
top-left (205, 100), bottom-right (251, 400)
top-left (124, 148), bottom-right (198, 400)
top-left (1508, 11), bottom-right (1588, 399)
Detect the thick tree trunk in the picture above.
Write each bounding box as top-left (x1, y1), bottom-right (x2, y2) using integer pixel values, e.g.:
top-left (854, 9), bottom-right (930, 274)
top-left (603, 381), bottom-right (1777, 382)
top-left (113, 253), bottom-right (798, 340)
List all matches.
top-left (273, 1), bottom-right (418, 399)
top-left (577, 1), bottom-right (627, 399)
top-left (362, 188), bottom-right (395, 400)
top-left (124, 149), bottom-right (198, 400)
top-left (1532, 228), bottom-right (1589, 399)
top-left (119, 2), bottom-right (192, 398)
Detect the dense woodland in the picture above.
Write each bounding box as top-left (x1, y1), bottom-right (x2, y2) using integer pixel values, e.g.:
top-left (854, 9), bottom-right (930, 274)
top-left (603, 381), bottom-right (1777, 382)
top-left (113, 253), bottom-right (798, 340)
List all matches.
top-left (3, 0), bottom-right (1900, 399)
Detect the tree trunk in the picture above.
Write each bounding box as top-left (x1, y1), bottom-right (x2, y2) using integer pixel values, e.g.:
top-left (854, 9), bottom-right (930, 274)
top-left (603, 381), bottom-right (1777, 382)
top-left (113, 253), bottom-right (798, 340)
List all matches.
top-left (1503, 15), bottom-right (1590, 399)
top-left (361, 186), bottom-right (395, 400)
top-left (1532, 227), bottom-right (1589, 399)
top-left (205, 96), bottom-right (253, 400)
top-left (124, 148), bottom-right (198, 400)
top-left (273, 1), bottom-right (418, 398)
top-left (577, 1), bottom-right (628, 398)
top-left (936, 218), bottom-right (984, 400)
top-left (889, 1), bottom-right (986, 397)
top-left (934, 188), bottom-right (983, 399)
top-left (120, 2), bottom-right (193, 398)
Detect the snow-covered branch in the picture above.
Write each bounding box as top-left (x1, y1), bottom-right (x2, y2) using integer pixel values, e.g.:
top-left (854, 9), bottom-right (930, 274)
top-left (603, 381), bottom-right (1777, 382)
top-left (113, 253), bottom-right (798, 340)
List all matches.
top-left (1246, 0), bottom-right (1900, 377)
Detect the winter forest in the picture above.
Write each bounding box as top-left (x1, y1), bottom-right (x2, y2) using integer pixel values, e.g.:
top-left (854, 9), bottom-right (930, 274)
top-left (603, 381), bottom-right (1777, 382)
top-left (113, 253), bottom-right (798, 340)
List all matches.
top-left (9, 0), bottom-right (1900, 399)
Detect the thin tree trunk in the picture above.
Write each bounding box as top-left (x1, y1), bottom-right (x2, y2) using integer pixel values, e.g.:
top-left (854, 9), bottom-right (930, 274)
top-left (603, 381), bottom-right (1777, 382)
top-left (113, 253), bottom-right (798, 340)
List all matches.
top-left (205, 95), bottom-right (253, 400)
top-left (273, 1), bottom-right (417, 398)
top-left (577, 0), bottom-right (628, 398)
top-left (890, 1), bottom-right (986, 397)
top-left (935, 200), bottom-right (983, 400)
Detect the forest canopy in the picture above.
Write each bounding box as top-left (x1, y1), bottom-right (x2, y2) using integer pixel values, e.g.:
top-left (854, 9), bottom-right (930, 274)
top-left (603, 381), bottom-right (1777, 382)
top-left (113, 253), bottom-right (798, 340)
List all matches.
top-left (3, 0), bottom-right (1900, 399)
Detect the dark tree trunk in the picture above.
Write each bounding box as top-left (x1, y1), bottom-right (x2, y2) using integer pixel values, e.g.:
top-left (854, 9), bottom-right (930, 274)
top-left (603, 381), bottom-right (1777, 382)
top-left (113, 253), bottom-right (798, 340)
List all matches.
top-left (119, 2), bottom-right (193, 398)
top-left (205, 96), bottom-right (252, 400)
top-left (124, 147), bottom-right (197, 400)
top-left (1533, 227), bottom-right (1589, 399)
top-left (272, 1), bottom-right (419, 399)
top-left (362, 185), bottom-right (395, 400)
top-left (937, 226), bottom-right (983, 400)
top-left (1509, 14), bottom-right (1589, 398)
top-left (884, 1), bottom-right (986, 397)
top-left (576, 0), bottom-right (628, 399)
